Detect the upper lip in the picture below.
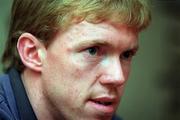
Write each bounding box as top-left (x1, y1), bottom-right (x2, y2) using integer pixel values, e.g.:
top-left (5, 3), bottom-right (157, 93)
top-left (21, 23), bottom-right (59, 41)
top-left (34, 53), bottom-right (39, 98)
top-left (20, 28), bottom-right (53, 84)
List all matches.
top-left (90, 96), bottom-right (118, 104)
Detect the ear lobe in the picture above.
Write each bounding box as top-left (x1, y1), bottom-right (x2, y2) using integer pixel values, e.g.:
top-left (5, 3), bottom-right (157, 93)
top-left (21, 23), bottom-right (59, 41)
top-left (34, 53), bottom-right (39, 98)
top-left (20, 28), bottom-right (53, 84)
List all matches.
top-left (17, 33), bottom-right (45, 72)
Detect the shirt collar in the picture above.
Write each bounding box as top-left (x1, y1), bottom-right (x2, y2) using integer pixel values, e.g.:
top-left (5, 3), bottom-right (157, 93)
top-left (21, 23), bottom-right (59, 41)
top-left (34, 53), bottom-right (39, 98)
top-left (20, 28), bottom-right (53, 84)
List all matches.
top-left (8, 68), bottom-right (37, 120)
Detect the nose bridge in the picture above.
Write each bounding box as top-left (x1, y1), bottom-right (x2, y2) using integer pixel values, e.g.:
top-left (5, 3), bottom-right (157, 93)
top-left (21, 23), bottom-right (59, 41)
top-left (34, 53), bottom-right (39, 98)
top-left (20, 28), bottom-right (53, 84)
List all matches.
top-left (109, 57), bottom-right (124, 81)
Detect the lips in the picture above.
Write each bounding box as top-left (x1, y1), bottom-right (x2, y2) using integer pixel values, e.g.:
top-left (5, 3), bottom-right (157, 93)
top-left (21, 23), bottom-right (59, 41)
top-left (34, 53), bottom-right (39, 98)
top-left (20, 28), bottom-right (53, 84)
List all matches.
top-left (91, 97), bottom-right (115, 106)
top-left (88, 96), bottom-right (118, 114)
top-left (94, 101), bottom-right (112, 106)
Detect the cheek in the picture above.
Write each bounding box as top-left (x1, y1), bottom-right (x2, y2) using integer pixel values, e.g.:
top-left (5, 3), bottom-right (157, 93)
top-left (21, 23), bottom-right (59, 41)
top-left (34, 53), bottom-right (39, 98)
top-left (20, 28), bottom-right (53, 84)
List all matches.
top-left (72, 68), bottom-right (84, 79)
top-left (124, 68), bottom-right (130, 80)
top-left (44, 50), bottom-right (71, 74)
top-left (70, 55), bottom-right (99, 79)
top-left (122, 63), bottom-right (131, 80)
top-left (117, 85), bottom-right (126, 98)
top-left (42, 50), bottom-right (97, 97)
top-left (42, 52), bottom-right (89, 93)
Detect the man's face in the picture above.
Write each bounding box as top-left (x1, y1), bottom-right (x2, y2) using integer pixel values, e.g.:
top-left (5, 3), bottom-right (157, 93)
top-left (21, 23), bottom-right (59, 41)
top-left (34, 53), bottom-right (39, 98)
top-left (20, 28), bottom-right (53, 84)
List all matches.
top-left (41, 20), bottom-right (138, 120)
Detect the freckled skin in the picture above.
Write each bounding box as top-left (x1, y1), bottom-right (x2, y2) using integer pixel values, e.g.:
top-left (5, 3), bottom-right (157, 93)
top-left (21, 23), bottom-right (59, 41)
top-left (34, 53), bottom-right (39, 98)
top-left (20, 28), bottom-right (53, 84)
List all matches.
top-left (40, 20), bottom-right (138, 120)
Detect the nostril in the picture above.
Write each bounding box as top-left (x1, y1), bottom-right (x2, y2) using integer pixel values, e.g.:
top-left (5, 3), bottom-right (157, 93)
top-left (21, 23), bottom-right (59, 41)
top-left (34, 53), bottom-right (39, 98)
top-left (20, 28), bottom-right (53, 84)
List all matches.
top-left (98, 74), bottom-right (125, 86)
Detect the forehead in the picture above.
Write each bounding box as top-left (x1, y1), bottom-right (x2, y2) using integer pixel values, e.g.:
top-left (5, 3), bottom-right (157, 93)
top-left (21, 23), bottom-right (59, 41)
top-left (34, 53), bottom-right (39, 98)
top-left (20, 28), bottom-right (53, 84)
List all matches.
top-left (50, 20), bottom-right (138, 50)
top-left (69, 21), bottom-right (137, 39)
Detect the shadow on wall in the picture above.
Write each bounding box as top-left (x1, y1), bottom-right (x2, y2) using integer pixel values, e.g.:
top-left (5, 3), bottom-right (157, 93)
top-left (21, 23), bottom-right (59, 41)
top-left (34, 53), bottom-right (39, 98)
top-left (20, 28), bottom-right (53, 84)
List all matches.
top-left (157, 0), bottom-right (180, 120)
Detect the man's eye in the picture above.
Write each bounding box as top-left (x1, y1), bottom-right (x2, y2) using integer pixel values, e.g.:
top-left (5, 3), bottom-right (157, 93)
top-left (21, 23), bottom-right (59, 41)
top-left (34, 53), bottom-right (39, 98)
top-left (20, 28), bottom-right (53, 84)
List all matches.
top-left (82, 46), bottom-right (104, 63)
top-left (120, 50), bottom-right (135, 61)
top-left (86, 47), bottom-right (98, 56)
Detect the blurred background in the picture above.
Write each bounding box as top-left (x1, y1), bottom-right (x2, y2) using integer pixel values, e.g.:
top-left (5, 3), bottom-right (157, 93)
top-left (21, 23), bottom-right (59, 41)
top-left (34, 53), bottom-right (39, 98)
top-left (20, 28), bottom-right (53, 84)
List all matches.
top-left (0, 0), bottom-right (179, 120)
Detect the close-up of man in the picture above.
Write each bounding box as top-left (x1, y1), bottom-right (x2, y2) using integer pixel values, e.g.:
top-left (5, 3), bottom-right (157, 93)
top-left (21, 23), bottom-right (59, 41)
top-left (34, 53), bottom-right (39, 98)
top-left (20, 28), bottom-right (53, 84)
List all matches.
top-left (0, 0), bottom-right (151, 120)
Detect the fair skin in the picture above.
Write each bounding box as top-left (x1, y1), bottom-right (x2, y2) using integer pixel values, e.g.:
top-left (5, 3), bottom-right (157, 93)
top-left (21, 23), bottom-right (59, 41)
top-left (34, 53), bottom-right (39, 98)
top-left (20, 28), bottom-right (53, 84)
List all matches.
top-left (17, 20), bottom-right (138, 120)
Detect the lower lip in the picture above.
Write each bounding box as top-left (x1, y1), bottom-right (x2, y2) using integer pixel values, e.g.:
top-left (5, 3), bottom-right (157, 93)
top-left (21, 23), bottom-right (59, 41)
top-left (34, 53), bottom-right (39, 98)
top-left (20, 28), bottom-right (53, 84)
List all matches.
top-left (87, 100), bottom-right (116, 114)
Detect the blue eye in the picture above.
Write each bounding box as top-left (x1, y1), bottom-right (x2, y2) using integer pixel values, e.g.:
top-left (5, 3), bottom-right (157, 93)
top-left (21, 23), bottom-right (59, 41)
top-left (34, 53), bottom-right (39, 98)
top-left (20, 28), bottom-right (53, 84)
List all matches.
top-left (87, 47), bottom-right (98, 55)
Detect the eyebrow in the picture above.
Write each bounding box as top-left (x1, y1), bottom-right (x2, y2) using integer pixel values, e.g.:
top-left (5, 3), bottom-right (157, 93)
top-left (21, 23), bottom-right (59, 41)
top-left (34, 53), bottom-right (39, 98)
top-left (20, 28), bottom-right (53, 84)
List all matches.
top-left (128, 44), bottom-right (139, 52)
top-left (73, 40), bottom-right (113, 50)
top-left (73, 39), bottom-right (139, 52)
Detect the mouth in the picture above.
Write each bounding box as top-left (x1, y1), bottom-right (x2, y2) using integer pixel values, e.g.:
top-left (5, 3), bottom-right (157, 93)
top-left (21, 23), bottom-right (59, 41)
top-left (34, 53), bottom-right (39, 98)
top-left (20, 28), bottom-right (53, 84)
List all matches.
top-left (93, 100), bottom-right (113, 106)
top-left (87, 96), bottom-right (118, 114)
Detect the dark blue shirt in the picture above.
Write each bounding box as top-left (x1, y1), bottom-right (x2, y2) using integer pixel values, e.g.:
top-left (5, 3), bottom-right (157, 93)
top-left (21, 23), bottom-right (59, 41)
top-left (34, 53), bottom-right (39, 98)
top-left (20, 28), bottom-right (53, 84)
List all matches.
top-left (0, 69), bottom-right (37, 120)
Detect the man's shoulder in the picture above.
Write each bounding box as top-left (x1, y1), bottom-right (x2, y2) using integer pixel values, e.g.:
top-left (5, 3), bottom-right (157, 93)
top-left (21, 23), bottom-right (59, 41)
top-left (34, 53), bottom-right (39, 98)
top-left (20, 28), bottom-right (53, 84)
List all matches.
top-left (0, 74), bottom-right (10, 100)
top-left (0, 74), bottom-right (11, 98)
top-left (0, 73), bottom-right (19, 120)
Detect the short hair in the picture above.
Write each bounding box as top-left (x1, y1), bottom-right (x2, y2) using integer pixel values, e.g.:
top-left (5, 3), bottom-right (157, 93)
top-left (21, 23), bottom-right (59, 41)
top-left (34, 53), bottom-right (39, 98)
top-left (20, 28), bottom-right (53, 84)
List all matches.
top-left (2, 0), bottom-right (151, 72)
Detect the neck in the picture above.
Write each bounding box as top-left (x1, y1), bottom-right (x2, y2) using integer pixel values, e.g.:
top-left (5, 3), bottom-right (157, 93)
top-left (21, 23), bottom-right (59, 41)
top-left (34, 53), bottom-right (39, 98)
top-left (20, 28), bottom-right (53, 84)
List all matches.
top-left (21, 69), bottom-right (61, 120)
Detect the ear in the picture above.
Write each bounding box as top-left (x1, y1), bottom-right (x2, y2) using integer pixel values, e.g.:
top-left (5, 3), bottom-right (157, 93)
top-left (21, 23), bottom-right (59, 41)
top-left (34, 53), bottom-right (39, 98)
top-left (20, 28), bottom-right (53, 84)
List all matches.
top-left (17, 33), bottom-right (46, 72)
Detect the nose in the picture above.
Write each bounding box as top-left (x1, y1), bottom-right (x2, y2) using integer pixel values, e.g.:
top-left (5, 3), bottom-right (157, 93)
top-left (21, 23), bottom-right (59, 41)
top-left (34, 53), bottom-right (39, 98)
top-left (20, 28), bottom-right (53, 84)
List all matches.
top-left (99, 57), bottom-right (126, 87)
